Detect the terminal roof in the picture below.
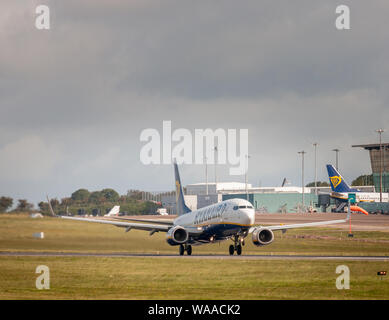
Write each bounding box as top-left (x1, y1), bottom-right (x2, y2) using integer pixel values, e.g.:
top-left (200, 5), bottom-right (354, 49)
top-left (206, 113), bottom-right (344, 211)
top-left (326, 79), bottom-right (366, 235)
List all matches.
top-left (352, 143), bottom-right (389, 150)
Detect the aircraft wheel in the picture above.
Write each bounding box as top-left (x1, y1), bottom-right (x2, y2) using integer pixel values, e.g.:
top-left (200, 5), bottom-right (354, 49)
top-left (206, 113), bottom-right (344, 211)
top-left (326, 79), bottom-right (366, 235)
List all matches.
top-left (179, 244), bottom-right (185, 256)
top-left (186, 245), bottom-right (192, 256)
top-left (236, 244), bottom-right (242, 256)
top-left (229, 244), bottom-right (235, 255)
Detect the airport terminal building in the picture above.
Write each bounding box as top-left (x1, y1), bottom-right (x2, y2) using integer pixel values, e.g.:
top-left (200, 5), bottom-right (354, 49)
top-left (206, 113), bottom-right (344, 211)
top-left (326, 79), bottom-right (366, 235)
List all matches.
top-left (162, 182), bottom-right (324, 214)
top-left (160, 141), bottom-right (388, 214)
top-left (353, 143), bottom-right (389, 193)
top-left (161, 182), bottom-right (377, 214)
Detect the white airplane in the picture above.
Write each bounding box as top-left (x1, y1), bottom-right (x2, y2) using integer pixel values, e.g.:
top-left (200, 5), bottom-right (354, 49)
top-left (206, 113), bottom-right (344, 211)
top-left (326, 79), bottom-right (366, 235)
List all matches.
top-left (51, 162), bottom-right (354, 256)
top-left (327, 165), bottom-right (389, 203)
top-left (156, 208), bottom-right (168, 216)
top-left (104, 205), bottom-right (120, 217)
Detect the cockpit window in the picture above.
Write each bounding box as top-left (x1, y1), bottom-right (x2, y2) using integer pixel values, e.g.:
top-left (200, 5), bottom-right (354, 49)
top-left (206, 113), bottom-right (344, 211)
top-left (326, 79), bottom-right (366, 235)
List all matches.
top-left (238, 205), bottom-right (254, 209)
top-left (233, 206), bottom-right (238, 210)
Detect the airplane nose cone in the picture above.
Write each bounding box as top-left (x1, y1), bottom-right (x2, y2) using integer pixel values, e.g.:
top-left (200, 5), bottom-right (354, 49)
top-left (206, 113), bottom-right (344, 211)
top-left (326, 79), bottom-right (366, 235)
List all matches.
top-left (243, 209), bottom-right (255, 226)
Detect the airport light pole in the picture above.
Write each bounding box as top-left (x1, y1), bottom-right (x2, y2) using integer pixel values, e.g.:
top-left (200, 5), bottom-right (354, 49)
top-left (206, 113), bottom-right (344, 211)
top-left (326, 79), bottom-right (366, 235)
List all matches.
top-left (245, 154), bottom-right (251, 201)
top-left (313, 143), bottom-right (318, 195)
top-left (332, 148), bottom-right (340, 171)
top-left (214, 146), bottom-right (218, 192)
top-left (376, 129), bottom-right (385, 202)
top-left (205, 156), bottom-right (208, 195)
top-left (298, 151), bottom-right (306, 212)
top-left (382, 146), bottom-right (389, 201)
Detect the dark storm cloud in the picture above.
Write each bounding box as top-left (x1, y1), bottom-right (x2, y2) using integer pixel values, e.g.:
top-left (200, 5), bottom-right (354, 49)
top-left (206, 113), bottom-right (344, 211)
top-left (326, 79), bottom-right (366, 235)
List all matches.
top-left (0, 1), bottom-right (388, 204)
top-left (48, 1), bottom-right (389, 100)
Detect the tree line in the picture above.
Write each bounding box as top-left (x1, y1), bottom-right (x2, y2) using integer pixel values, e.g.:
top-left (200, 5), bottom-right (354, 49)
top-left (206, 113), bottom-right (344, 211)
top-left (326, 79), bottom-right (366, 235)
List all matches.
top-left (0, 174), bottom-right (374, 215)
top-left (0, 197), bottom-right (35, 213)
top-left (0, 188), bottom-right (170, 216)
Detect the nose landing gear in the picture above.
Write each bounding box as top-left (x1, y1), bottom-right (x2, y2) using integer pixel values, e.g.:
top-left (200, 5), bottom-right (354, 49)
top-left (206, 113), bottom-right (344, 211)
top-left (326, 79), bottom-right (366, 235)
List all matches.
top-left (229, 236), bottom-right (243, 256)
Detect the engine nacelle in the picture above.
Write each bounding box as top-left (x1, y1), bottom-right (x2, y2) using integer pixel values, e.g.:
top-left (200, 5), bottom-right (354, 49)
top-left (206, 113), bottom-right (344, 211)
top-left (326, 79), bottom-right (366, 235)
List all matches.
top-left (166, 226), bottom-right (189, 246)
top-left (252, 227), bottom-right (274, 246)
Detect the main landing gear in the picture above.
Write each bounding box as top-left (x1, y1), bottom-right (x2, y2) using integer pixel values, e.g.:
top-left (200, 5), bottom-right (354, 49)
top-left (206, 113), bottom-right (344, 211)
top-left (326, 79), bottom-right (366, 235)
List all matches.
top-left (229, 236), bottom-right (244, 256)
top-left (179, 244), bottom-right (192, 256)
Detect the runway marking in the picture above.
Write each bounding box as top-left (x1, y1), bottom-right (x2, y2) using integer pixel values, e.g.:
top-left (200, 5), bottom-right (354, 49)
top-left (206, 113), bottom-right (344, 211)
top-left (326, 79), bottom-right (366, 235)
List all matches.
top-left (1, 252), bottom-right (389, 261)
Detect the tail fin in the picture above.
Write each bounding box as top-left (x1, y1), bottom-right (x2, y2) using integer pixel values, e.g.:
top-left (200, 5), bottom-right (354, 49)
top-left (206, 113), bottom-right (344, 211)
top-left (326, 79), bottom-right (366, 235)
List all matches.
top-left (326, 165), bottom-right (359, 193)
top-left (174, 160), bottom-right (192, 216)
top-left (105, 205), bottom-right (120, 217)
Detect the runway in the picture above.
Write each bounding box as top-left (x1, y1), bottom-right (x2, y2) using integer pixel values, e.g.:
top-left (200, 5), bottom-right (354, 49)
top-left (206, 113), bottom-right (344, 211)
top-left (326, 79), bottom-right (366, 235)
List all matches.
top-left (1, 251), bottom-right (389, 261)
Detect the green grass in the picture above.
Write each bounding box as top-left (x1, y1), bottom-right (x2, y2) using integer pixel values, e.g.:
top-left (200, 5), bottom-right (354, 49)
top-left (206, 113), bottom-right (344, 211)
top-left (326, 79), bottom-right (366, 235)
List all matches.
top-left (1, 257), bottom-right (389, 299)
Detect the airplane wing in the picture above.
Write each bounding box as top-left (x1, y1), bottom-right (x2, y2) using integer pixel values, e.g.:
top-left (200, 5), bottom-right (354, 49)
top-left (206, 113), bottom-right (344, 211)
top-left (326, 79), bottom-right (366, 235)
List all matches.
top-left (112, 217), bottom-right (175, 226)
top-left (60, 216), bottom-right (204, 236)
top-left (60, 216), bottom-right (170, 232)
top-left (249, 211), bottom-right (351, 233)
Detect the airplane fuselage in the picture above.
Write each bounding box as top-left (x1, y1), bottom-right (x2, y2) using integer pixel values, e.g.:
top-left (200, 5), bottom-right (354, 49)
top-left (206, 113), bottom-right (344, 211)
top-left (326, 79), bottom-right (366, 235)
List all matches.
top-left (172, 198), bottom-right (255, 246)
top-left (331, 191), bottom-right (389, 203)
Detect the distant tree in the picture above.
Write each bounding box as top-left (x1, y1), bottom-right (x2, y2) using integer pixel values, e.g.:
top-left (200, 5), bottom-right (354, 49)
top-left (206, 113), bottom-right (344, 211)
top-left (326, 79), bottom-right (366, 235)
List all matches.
top-left (71, 189), bottom-right (90, 201)
top-left (118, 195), bottom-right (127, 203)
top-left (101, 188), bottom-right (120, 202)
top-left (16, 199), bottom-right (34, 212)
top-left (352, 174), bottom-right (373, 186)
top-left (38, 201), bottom-right (49, 212)
top-left (305, 181), bottom-right (330, 187)
top-left (127, 190), bottom-right (143, 200)
top-left (0, 197), bottom-right (13, 213)
top-left (89, 191), bottom-right (104, 204)
top-left (140, 201), bottom-right (159, 215)
top-left (60, 197), bottom-right (73, 206)
top-left (50, 198), bottom-right (60, 209)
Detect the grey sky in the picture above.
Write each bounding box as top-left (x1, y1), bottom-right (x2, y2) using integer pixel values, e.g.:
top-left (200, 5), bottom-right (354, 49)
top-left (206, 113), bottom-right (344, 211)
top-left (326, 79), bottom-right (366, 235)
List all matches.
top-left (0, 1), bottom-right (388, 205)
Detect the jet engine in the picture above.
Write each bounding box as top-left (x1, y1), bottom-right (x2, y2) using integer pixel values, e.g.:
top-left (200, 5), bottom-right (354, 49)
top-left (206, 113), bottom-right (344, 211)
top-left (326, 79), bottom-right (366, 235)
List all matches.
top-left (166, 226), bottom-right (189, 246)
top-left (252, 227), bottom-right (274, 246)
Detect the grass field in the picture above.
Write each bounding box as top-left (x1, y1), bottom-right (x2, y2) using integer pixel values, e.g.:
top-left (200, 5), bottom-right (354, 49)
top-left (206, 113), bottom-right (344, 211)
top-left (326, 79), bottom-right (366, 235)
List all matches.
top-left (1, 256), bottom-right (389, 299)
top-left (0, 214), bottom-right (389, 299)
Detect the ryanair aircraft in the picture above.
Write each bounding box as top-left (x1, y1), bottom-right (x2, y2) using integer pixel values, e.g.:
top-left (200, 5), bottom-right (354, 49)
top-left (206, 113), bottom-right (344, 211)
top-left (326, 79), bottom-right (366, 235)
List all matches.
top-left (327, 164), bottom-right (389, 203)
top-left (52, 162), bottom-right (352, 256)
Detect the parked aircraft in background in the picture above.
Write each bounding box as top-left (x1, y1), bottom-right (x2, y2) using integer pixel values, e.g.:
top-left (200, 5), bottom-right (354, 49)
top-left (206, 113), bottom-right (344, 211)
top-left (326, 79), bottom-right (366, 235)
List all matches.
top-left (156, 208), bottom-right (168, 216)
top-left (327, 164), bottom-right (389, 203)
top-left (104, 205), bottom-right (120, 217)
